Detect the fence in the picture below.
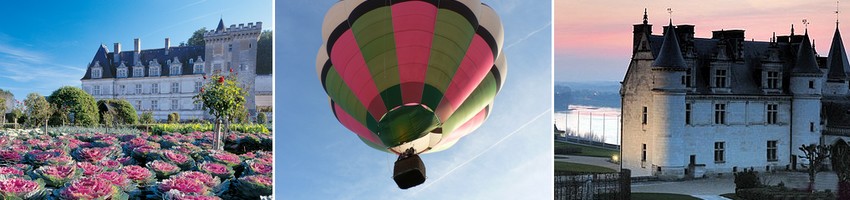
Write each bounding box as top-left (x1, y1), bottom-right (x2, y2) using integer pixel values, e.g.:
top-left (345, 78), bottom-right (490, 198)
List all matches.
top-left (554, 169), bottom-right (631, 200)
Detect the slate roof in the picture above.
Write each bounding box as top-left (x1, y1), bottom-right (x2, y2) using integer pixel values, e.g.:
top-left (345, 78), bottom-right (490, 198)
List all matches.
top-left (81, 45), bottom-right (205, 80)
top-left (827, 27), bottom-right (850, 81)
top-left (646, 27), bottom-right (828, 95)
top-left (652, 20), bottom-right (687, 69)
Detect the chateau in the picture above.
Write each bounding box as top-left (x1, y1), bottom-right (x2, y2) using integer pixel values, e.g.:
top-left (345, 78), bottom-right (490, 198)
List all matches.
top-left (80, 19), bottom-right (271, 121)
top-left (621, 11), bottom-right (850, 179)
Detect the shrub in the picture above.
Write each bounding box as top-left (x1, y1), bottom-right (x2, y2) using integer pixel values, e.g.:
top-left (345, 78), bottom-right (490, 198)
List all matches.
top-left (140, 111), bottom-right (155, 124)
top-left (734, 170), bottom-right (761, 191)
top-left (151, 123), bottom-right (269, 135)
top-left (97, 99), bottom-right (138, 125)
top-left (257, 113), bottom-right (266, 124)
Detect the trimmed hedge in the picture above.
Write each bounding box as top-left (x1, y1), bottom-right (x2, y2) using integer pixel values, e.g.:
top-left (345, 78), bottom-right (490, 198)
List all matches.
top-left (736, 186), bottom-right (834, 200)
top-left (554, 147), bottom-right (583, 155)
top-left (151, 123), bottom-right (269, 135)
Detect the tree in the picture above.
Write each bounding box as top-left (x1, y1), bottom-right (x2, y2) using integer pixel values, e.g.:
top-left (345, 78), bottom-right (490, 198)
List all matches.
top-left (194, 74), bottom-right (246, 150)
top-left (167, 112), bottom-right (180, 124)
top-left (97, 99), bottom-right (138, 125)
top-left (140, 111), bottom-right (155, 124)
top-left (186, 28), bottom-right (207, 47)
top-left (47, 86), bottom-right (99, 126)
top-left (0, 97), bottom-right (5, 124)
top-left (832, 140), bottom-right (850, 199)
top-left (24, 93), bottom-right (52, 129)
top-left (256, 30), bottom-right (273, 75)
top-left (257, 112), bottom-right (266, 124)
top-left (799, 144), bottom-right (831, 193)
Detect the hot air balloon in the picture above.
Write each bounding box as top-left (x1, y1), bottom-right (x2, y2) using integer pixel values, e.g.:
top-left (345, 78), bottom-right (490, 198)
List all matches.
top-left (317, 0), bottom-right (506, 189)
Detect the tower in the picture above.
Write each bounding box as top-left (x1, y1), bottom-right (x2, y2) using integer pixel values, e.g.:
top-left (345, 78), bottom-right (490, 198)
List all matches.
top-left (649, 19), bottom-right (688, 179)
top-left (825, 24), bottom-right (850, 96)
top-left (203, 18), bottom-right (263, 116)
top-left (789, 32), bottom-right (824, 168)
top-left (632, 9), bottom-right (653, 53)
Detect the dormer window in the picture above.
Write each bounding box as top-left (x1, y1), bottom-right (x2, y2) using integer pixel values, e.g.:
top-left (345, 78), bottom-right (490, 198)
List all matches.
top-left (117, 68), bottom-right (127, 78)
top-left (713, 69), bottom-right (728, 88)
top-left (149, 60), bottom-right (160, 76)
top-left (194, 63), bottom-right (204, 74)
top-left (766, 71), bottom-right (780, 89)
top-left (92, 68), bottom-right (102, 79)
top-left (133, 66), bottom-right (144, 77)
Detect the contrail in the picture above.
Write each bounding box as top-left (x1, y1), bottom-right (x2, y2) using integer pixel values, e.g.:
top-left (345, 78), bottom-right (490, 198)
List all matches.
top-left (414, 108), bottom-right (551, 194)
top-left (505, 22), bottom-right (551, 50)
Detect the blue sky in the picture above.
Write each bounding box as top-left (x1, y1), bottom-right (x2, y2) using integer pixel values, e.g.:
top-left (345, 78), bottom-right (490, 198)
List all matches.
top-left (277, 0), bottom-right (552, 199)
top-left (0, 0), bottom-right (272, 99)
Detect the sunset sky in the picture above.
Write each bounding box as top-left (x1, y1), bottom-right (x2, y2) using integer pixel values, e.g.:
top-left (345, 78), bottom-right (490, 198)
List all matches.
top-left (556, 0), bottom-right (850, 82)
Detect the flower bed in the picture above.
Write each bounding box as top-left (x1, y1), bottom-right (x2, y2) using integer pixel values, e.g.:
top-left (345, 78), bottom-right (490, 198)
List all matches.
top-left (0, 130), bottom-right (273, 199)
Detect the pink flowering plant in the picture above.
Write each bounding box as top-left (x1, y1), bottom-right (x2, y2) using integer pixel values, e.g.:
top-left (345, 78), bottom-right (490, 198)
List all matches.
top-left (156, 177), bottom-right (211, 196)
top-left (243, 160), bottom-right (272, 176)
top-left (162, 190), bottom-right (223, 200)
top-left (76, 162), bottom-right (103, 176)
top-left (0, 150), bottom-right (22, 165)
top-left (0, 178), bottom-right (46, 199)
top-left (173, 171), bottom-right (221, 190)
top-left (98, 160), bottom-right (122, 171)
top-left (203, 151), bottom-right (241, 167)
top-left (94, 171), bottom-right (135, 191)
top-left (34, 165), bottom-right (82, 188)
top-left (0, 166), bottom-right (25, 178)
top-left (233, 175), bottom-right (272, 198)
top-left (72, 147), bottom-right (117, 163)
top-left (119, 165), bottom-right (155, 185)
top-left (55, 177), bottom-right (129, 200)
top-left (196, 162), bottom-right (233, 180)
top-left (158, 150), bottom-right (195, 170)
top-left (25, 149), bottom-right (63, 167)
top-left (146, 160), bottom-right (180, 180)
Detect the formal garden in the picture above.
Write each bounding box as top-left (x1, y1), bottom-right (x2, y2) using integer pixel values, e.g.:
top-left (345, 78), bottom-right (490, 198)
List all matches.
top-left (0, 73), bottom-right (272, 199)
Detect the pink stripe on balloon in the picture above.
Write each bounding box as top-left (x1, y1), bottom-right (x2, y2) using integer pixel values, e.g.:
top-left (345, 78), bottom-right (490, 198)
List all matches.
top-left (437, 108), bottom-right (487, 146)
top-left (330, 30), bottom-right (388, 119)
top-left (334, 103), bottom-right (384, 147)
top-left (435, 35), bottom-right (495, 121)
top-left (393, 1), bottom-right (437, 104)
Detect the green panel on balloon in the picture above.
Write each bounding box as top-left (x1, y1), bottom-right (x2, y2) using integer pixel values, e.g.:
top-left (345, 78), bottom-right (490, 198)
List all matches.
top-left (379, 85), bottom-right (403, 113)
top-left (352, 6), bottom-right (400, 110)
top-left (358, 135), bottom-right (389, 153)
top-left (442, 73), bottom-right (497, 135)
top-left (420, 84), bottom-right (443, 111)
top-left (425, 9), bottom-right (475, 94)
top-left (377, 105), bottom-right (440, 147)
top-left (325, 67), bottom-right (368, 125)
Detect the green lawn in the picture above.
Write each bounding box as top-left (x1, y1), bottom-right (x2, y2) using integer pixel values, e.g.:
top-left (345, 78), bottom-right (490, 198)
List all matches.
top-left (555, 141), bottom-right (619, 158)
top-left (554, 161), bottom-right (617, 174)
top-left (631, 193), bottom-right (700, 200)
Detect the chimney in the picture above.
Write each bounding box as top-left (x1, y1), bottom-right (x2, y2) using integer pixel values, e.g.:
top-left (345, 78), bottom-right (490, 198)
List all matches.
top-left (134, 38), bottom-right (141, 53)
top-left (113, 43), bottom-right (121, 64)
top-left (165, 38), bottom-right (170, 55)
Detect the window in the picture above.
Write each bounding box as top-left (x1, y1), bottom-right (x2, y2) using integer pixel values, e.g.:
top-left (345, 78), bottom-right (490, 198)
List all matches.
top-left (213, 64), bottom-right (222, 73)
top-left (809, 81), bottom-right (815, 89)
top-left (136, 100), bottom-right (142, 110)
top-left (714, 103), bottom-right (726, 124)
top-left (228, 44), bottom-right (232, 52)
top-left (119, 85), bottom-right (125, 94)
top-left (642, 106), bottom-right (648, 125)
top-left (194, 82), bottom-right (202, 92)
top-left (714, 142), bottom-right (725, 163)
top-left (151, 100), bottom-right (158, 110)
top-left (194, 64), bottom-right (203, 74)
top-left (767, 104), bottom-right (778, 124)
top-left (92, 68), bottom-right (102, 79)
top-left (715, 69), bottom-right (728, 88)
top-left (170, 65), bottom-right (180, 75)
top-left (767, 141), bottom-right (778, 161)
top-left (93, 85), bottom-right (101, 95)
top-left (117, 68), bottom-right (127, 78)
top-left (135, 84), bottom-right (142, 94)
top-left (810, 122), bottom-right (815, 132)
top-left (684, 68), bottom-right (693, 87)
top-left (134, 67), bottom-right (144, 77)
top-left (194, 102), bottom-right (202, 110)
top-left (171, 99), bottom-right (179, 110)
top-left (150, 66), bottom-right (160, 76)
top-left (641, 144), bottom-right (647, 162)
top-left (766, 71), bottom-right (780, 89)
top-left (685, 103), bottom-right (692, 125)
top-left (171, 82), bottom-right (180, 93)
top-left (151, 83), bottom-right (159, 94)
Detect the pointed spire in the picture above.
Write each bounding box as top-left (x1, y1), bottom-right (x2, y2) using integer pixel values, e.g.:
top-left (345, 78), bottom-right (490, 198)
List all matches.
top-left (794, 33), bottom-right (824, 74)
top-left (791, 24), bottom-right (796, 36)
top-left (216, 18), bottom-right (225, 32)
top-left (653, 19), bottom-right (687, 68)
top-left (827, 26), bottom-right (850, 80)
top-left (643, 8), bottom-right (648, 24)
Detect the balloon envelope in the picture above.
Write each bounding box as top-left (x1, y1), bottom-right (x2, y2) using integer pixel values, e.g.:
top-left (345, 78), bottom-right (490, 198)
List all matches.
top-left (317, 0), bottom-right (507, 155)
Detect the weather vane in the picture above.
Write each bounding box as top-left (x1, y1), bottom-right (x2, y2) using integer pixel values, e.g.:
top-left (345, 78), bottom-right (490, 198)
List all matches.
top-left (838, 0), bottom-right (841, 25)
top-left (667, 8), bottom-right (673, 19)
top-left (803, 18), bottom-right (810, 30)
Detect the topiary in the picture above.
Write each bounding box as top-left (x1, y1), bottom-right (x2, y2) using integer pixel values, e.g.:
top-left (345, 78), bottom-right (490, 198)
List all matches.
top-left (257, 113), bottom-right (266, 124)
top-left (47, 86), bottom-right (99, 127)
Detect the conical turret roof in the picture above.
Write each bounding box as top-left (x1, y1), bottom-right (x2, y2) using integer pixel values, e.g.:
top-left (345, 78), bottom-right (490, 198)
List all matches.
top-left (653, 20), bottom-right (687, 69)
top-left (793, 33), bottom-right (824, 74)
top-left (827, 27), bottom-right (850, 80)
top-left (216, 18), bottom-right (225, 32)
